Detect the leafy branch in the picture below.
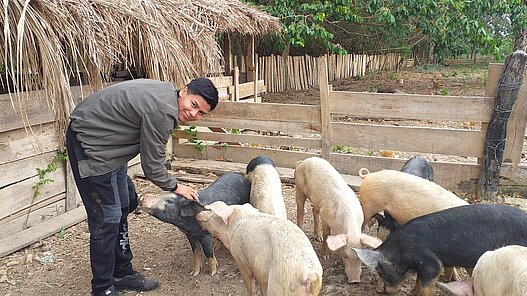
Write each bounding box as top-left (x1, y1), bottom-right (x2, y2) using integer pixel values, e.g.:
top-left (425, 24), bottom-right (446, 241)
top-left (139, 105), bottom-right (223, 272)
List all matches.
top-left (25, 148), bottom-right (68, 229)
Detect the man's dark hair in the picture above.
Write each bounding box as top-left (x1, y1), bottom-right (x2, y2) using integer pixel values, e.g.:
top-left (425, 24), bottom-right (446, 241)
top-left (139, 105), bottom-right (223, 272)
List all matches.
top-left (186, 78), bottom-right (219, 111)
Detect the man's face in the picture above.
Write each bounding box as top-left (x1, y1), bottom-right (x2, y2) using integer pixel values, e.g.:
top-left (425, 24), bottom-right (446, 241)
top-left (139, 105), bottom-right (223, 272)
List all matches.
top-left (177, 87), bottom-right (211, 124)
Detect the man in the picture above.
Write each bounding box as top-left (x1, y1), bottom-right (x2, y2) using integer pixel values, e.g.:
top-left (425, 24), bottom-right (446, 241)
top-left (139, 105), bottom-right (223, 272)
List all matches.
top-left (66, 78), bottom-right (218, 296)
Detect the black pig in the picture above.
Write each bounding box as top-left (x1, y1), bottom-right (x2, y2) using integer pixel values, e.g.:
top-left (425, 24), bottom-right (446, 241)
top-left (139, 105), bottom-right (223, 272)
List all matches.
top-left (139, 172), bottom-right (251, 276)
top-left (351, 204), bottom-right (527, 296)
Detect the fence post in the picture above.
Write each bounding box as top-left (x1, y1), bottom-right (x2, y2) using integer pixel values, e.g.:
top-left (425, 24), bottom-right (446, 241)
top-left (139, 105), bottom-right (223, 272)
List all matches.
top-left (65, 164), bottom-right (81, 211)
top-left (479, 50), bottom-right (527, 199)
top-left (318, 57), bottom-right (331, 161)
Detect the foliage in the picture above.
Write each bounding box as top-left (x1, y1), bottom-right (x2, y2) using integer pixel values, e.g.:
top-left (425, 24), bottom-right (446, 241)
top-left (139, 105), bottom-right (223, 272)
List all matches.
top-left (33, 149), bottom-right (68, 198)
top-left (26, 149), bottom-right (68, 229)
top-left (184, 125), bottom-right (205, 152)
top-left (246, 0), bottom-right (526, 61)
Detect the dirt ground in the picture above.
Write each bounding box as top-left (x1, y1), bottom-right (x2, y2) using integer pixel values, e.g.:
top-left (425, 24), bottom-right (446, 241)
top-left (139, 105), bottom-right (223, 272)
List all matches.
top-left (0, 64), bottom-right (522, 296)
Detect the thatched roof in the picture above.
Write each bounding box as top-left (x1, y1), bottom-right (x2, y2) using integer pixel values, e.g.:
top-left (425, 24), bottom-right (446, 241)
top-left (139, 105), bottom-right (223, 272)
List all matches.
top-left (1, 0), bottom-right (281, 140)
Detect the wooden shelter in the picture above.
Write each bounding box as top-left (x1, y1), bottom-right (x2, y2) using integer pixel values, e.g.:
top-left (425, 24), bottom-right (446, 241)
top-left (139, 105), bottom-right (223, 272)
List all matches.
top-left (0, 0), bottom-right (280, 257)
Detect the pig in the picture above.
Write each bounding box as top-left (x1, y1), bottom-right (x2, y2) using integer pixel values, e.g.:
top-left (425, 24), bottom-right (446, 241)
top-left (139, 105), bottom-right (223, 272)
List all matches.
top-left (196, 201), bottom-right (323, 296)
top-left (294, 156), bottom-right (382, 283)
top-left (437, 245), bottom-right (527, 296)
top-left (245, 156), bottom-right (287, 219)
top-left (373, 156), bottom-right (435, 241)
top-left (336, 204), bottom-right (527, 296)
top-left (358, 169), bottom-right (468, 231)
top-left (138, 172), bottom-right (251, 276)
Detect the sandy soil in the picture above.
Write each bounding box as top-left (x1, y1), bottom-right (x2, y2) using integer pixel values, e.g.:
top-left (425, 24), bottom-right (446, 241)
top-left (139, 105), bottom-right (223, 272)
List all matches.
top-left (0, 64), bottom-right (520, 296)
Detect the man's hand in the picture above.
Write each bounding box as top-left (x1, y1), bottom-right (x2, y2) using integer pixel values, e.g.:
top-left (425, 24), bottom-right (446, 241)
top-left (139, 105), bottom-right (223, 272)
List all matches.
top-left (174, 184), bottom-right (199, 202)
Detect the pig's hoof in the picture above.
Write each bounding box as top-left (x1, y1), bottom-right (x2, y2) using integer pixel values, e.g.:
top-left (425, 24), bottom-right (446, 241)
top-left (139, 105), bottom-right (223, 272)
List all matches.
top-left (347, 278), bottom-right (361, 284)
top-left (190, 270), bottom-right (200, 276)
top-left (315, 235), bottom-right (323, 242)
top-left (322, 255), bottom-right (330, 260)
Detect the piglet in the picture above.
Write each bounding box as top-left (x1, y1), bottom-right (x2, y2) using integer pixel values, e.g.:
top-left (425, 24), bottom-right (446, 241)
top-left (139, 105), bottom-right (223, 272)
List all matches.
top-left (138, 172), bottom-right (251, 276)
top-left (295, 157), bottom-right (381, 283)
top-left (358, 169), bottom-right (468, 230)
top-left (196, 201), bottom-right (323, 296)
top-left (245, 156), bottom-right (287, 219)
top-left (334, 204), bottom-right (527, 296)
top-left (373, 156), bottom-right (435, 240)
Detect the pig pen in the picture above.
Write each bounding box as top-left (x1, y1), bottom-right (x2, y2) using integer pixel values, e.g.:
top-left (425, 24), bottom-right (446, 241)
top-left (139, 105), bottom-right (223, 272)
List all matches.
top-left (0, 176), bottom-right (464, 296)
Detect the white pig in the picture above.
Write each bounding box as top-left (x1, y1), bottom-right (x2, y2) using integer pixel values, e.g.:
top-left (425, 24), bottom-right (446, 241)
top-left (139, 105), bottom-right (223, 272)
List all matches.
top-left (295, 157), bottom-right (382, 283)
top-left (358, 168), bottom-right (468, 230)
top-left (196, 201), bottom-right (323, 296)
top-left (245, 156), bottom-right (287, 219)
top-left (438, 245), bottom-right (527, 296)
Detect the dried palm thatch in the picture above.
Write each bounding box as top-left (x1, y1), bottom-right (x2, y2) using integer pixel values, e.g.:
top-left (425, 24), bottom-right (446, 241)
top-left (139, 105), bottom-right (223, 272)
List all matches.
top-left (1, 0), bottom-right (281, 145)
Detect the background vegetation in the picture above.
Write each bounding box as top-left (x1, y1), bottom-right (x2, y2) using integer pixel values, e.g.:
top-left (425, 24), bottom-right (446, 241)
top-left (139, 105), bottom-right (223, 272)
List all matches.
top-left (244, 0), bottom-right (527, 63)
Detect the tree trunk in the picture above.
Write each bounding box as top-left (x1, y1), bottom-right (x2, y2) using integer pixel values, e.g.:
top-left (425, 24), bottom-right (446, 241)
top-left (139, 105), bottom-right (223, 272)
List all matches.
top-left (479, 50), bottom-right (527, 199)
top-left (515, 28), bottom-right (527, 51)
top-left (427, 41), bottom-right (434, 64)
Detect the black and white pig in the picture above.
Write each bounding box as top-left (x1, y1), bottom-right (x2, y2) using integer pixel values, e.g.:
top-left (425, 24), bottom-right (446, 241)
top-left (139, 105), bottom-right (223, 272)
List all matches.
top-left (138, 172), bottom-right (251, 276)
top-left (373, 156), bottom-right (435, 241)
top-left (328, 203), bottom-right (527, 296)
top-left (245, 156), bottom-right (287, 219)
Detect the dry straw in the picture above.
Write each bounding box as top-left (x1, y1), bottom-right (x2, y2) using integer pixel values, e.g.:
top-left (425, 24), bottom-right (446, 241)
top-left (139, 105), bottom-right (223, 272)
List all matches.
top-left (0, 0), bottom-right (280, 143)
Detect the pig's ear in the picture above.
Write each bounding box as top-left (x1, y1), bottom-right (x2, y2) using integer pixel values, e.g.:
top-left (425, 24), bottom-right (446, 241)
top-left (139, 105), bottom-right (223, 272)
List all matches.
top-left (436, 280), bottom-right (474, 296)
top-left (205, 201), bottom-right (233, 224)
top-left (352, 248), bottom-right (383, 268)
top-left (360, 234), bottom-right (382, 249)
top-left (327, 234), bottom-right (347, 251)
top-left (180, 202), bottom-right (206, 217)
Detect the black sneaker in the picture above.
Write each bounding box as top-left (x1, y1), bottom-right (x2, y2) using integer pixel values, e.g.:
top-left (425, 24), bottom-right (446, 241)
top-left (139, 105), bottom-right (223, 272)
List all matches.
top-left (114, 271), bottom-right (159, 292)
top-left (93, 287), bottom-right (118, 296)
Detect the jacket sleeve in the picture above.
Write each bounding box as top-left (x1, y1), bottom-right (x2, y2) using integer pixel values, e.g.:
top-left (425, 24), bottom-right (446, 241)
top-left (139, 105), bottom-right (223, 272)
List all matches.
top-left (139, 110), bottom-right (178, 191)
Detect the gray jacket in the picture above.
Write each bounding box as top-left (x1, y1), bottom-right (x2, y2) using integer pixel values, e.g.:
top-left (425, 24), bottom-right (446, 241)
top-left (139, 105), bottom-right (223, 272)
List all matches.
top-left (70, 79), bottom-right (179, 191)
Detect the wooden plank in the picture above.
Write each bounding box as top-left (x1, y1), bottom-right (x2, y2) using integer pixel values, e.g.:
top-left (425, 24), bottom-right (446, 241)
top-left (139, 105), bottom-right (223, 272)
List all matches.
top-left (331, 153), bottom-right (481, 194)
top-left (0, 205), bottom-right (86, 258)
top-left (329, 91), bottom-right (494, 122)
top-left (227, 80), bottom-right (265, 99)
top-left (500, 163), bottom-right (527, 193)
top-left (0, 166), bottom-right (66, 220)
top-left (503, 69), bottom-right (527, 166)
top-left (206, 102), bottom-right (320, 124)
top-left (233, 66), bottom-right (239, 101)
top-left (0, 95), bottom-right (54, 133)
top-left (319, 57), bottom-right (331, 160)
top-left (0, 197), bottom-right (65, 240)
top-left (65, 163), bottom-right (81, 211)
top-left (0, 151), bottom-right (56, 188)
top-left (330, 122), bottom-right (485, 157)
top-left (190, 118), bottom-right (321, 134)
top-left (0, 123), bottom-right (61, 165)
top-left (208, 76), bottom-right (233, 88)
top-left (173, 142), bottom-right (319, 170)
top-left (174, 130), bottom-right (321, 149)
top-left (0, 84), bottom-right (109, 133)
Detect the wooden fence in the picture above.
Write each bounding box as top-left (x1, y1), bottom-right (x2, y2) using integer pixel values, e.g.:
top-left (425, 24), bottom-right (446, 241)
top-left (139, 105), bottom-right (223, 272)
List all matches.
top-left (1, 57), bottom-right (526, 257)
top-left (249, 53), bottom-right (403, 93)
top-left (173, 58), bottom-right (527, 195)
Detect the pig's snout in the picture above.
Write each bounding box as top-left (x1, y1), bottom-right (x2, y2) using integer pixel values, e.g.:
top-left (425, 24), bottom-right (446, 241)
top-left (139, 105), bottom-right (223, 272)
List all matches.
top-left (138, 193), bottom-right (158, 209)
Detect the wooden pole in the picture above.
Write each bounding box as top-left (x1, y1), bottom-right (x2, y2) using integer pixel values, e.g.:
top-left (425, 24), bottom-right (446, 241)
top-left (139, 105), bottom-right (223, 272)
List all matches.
top-left (479, 50), bottom-right (527, 199)
top-left (318, 57), bottom-right (331, 160)
top-left (223, 33), bottom-right (232, 75)
top-left (234, 66), bottom-right (240, 101)
top-left (246, 35), bottom-right (255, 82)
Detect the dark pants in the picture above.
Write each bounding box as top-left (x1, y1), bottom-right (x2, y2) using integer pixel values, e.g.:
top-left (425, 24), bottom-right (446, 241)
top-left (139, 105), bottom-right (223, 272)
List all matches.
top-left (66, 125), bottom-right (136, 295)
